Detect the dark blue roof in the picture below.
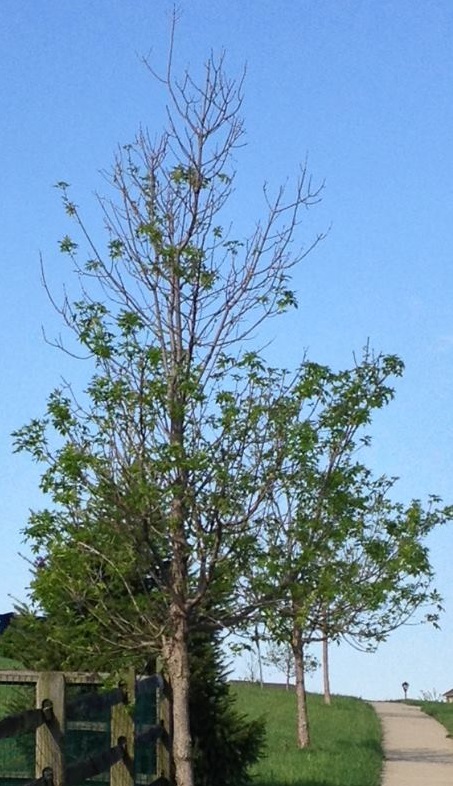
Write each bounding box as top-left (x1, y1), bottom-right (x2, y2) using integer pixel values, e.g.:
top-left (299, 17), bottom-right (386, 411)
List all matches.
top-left (0, 612), bottom-right (15, 635)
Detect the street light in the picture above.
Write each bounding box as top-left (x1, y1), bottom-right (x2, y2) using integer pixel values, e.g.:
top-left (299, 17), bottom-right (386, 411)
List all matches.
top-left (402, 681), bottom-right (409, 700)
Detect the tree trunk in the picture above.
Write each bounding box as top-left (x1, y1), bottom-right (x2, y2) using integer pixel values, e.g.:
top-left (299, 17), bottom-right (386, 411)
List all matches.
top-left (254, 625), bottom-right (264, 688)
top-left (322, 633), bottom-right (331, 705)
top-left (292, 624), bottom-right (310, 748)
top-left (164, 607), bottom-right (193, 786)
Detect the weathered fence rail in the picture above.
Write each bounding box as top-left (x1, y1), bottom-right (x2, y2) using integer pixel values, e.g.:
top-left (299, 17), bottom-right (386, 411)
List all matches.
top-left (0, 669), bottom-right (171, 786)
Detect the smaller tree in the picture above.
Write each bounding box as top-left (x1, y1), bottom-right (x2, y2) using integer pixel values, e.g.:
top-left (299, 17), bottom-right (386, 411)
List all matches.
top-left (263, 642), bottom-right (319, 690)
top-left (254, 351), bottom-right (451, 747)
top-left (264, 643), bottom-right (295, 690)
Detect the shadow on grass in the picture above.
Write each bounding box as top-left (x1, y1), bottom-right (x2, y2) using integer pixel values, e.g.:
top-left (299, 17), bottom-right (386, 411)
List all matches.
top-left (252, 780), bottom-right (342, 786)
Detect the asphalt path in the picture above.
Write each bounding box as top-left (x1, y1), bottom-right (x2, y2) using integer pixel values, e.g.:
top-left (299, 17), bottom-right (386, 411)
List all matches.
top-left (372, 701), bottom-right (453, 786)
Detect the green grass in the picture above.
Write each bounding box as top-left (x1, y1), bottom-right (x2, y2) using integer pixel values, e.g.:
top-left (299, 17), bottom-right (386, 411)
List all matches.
top-left (0, 656), bottom-right (35, 780)
top-left (413, 700), bottom-right (453, 736)
top-left (0, 656), bottom-right (24, 716)
top-left (232, 684), bottom-right (382, 786)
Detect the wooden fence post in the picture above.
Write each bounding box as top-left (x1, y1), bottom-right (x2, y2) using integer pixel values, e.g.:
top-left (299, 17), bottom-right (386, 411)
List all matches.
top-left (35, 671), bottom-right (65, 784)
top-left (110, 670), bottom-right (134, 786)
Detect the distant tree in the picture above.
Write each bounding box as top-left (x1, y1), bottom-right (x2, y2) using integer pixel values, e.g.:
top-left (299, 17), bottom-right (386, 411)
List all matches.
top-left (12, 26), bottom-right (323, 786)
top-left (263, 642), bottom-right (318, 690)
top-left (419, 688), bottom-right (444, 702)
top-left (264, 642), bottom-right (295, 690)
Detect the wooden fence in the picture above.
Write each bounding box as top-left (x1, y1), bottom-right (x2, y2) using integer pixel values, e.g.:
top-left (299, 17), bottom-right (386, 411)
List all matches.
top-left (0, 669), bottom-right (171, 786)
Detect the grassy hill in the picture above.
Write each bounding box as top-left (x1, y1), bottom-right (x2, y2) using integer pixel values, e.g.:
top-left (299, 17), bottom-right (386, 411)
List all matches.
top-left (0, 656), bottom-right (23, 716)
top-left (232, 684), bottom-right (382, 786)
top-left (0, 656), bottom-right (35, 782)
top-left (411, 699), bottom-right (453, 736)
top-left (0, 656), bottom-right (22, 669)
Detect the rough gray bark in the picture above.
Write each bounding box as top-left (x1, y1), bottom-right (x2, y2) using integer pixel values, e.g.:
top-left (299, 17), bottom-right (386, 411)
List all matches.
top-left (163, 609), bottom-right (193, 786)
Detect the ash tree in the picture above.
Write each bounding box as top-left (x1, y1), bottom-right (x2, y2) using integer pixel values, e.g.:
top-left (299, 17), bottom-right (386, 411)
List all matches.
top-left (13, 40), bottom-right (323, 786)
top-left (314, 477), bottom-right (447, 706)
top-left (252, 354), bottom-right (450, 747)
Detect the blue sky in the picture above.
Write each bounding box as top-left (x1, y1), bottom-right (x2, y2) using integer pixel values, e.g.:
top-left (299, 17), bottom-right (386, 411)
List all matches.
top-left (1, 0), bottom-right (453, 701)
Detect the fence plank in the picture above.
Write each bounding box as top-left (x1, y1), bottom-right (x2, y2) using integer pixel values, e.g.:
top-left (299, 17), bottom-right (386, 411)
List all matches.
top-left (64, 671), bottom-right (108, 685)
top-left (66, 720), bottom-right (109, 732)
top-left (35, 672), bottom-right (65, 784)
top-left (110, 669), bottom-right (134, 786)
top-left (0, 670), bottom-right (41, 684)
top-left (0, 670), bottom-right (108, 686)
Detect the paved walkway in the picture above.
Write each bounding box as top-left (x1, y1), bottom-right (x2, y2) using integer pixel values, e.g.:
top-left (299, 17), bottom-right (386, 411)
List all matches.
top-left (372, 701), bottom-right (453, 786)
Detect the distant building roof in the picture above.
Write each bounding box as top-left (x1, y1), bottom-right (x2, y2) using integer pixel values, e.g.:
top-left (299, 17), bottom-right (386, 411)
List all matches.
top-left (0, 612), bottom-right (15, 635)
top-left (443, 688), bottom-right (453, 697)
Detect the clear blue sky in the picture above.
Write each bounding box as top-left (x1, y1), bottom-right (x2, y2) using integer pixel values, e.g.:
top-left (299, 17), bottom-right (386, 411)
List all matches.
top-left (1, 0), bottom-right (453, 701)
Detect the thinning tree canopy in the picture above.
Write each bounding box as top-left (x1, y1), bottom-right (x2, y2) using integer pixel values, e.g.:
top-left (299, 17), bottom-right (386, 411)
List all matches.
top-left (13, 39), bottom-right (324, 786)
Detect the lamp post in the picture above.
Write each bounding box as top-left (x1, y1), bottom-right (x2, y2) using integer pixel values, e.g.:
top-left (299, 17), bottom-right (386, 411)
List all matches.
top-left (402, 681), bottom-right (409, 700)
